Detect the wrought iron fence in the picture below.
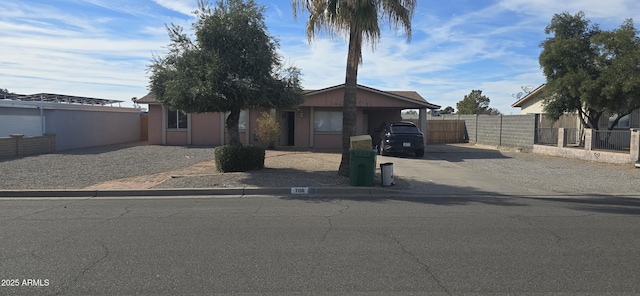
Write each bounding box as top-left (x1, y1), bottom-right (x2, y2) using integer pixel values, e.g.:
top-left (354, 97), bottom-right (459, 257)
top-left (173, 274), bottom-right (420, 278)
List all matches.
top-left (592, 130), bottom-right (631, 152)
top-left (565, 128), bottom-right (584, 147)
top-left (535, 128), bottom-right (558, 146)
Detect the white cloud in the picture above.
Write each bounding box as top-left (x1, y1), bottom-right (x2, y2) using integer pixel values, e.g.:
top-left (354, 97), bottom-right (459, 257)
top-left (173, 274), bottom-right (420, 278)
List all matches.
top-left (152, 0), bottom-right (196, 16)
top-left (497, 0), bottom-right (640, 25)
top-left (3, 0), bottom-right (640, 112)
top-left (279, 39), bottom-right (348, 89)
top-left (0, 1), bottom-right (179, 105)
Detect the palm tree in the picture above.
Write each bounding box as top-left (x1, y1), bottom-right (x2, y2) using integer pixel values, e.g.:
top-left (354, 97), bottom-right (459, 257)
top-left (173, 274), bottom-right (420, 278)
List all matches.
top-left (292, 0), bottom-right (416, 176)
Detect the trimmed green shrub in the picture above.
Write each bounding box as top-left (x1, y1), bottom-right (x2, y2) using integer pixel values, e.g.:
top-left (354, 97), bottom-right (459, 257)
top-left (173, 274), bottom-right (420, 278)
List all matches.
top-left (214, 145), bottom-right (265, 172)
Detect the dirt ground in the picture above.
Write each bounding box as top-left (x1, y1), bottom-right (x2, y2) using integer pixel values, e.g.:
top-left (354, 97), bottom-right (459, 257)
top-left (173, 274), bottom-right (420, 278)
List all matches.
top-left (84, 151), bottom-right (348, 190)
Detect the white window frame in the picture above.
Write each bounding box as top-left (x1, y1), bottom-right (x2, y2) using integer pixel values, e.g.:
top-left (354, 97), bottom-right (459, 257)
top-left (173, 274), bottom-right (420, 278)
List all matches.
top-left (167, 109), bottom-right (188, 129)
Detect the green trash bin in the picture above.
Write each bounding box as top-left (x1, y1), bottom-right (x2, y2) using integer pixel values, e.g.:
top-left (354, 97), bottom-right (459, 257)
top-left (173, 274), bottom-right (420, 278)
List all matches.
top-left (349, 149), bottom-right (376, 187)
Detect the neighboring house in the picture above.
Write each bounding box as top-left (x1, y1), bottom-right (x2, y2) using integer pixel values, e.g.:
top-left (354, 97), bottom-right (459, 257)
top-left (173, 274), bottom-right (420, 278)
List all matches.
top-left (511, 84), bottom-right (640, 129)
top-left (0, 93), bottom-right (141, 151)
top-left (138, 84), bottom-right (440, 150)
top-left (511, 84), bottom-right (547, 115)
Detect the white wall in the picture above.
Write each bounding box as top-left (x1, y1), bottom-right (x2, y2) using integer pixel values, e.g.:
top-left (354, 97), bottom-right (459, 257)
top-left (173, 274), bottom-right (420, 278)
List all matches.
top-left (1, 100), bottom-right (140, 151)
top-left (0, 115), bottom-right (43, 137)
top-left (47, 108), bottom-right (140, 151)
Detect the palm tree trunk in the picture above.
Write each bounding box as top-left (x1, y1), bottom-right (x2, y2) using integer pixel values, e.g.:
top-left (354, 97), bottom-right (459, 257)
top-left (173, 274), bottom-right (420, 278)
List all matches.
top-left (338, 26), bottom-right (362, 176)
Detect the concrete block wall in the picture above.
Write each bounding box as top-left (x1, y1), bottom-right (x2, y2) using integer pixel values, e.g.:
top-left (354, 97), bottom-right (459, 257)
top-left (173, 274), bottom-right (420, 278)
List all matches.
top-left (476, 116), bottom-right (502, 147)
top-left (21, 134), bottom-right (56, 156)
top-left (0, 134), bottom-right (56, 160)
top-left (501, 115), bottom-right (536, 150)
top-left (458, 115), bottom-right (477, 143)
top-left (430, 114), bottom-right (536, 151)
top-left (0, 137), bottom-right (17, 159)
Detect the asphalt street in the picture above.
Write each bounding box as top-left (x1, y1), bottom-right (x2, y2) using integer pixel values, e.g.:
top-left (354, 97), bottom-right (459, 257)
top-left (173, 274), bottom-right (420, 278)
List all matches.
top-left (2, 194), bottom-right (640, 295)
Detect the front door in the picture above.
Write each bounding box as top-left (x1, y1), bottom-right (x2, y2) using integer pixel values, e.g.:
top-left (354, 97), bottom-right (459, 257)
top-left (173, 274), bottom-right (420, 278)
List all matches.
top-left (280, 111), bottom-right (295, 146)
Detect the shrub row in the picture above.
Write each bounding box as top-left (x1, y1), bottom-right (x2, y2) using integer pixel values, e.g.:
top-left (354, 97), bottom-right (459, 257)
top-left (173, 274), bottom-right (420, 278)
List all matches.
top-left (214, 145), bottom-right (265, 172)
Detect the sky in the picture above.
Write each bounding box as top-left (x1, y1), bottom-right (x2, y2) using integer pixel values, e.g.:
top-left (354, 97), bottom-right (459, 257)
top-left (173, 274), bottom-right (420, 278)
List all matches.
top-left (1, 0), bottom-right (639, 114)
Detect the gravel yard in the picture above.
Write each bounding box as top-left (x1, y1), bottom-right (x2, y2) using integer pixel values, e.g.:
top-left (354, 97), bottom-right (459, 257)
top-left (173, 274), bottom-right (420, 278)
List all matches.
top-left (0, 143), bottom-right (348, 190)
top-left (0, 143), bottom-right (215, 189)
top-left (1, 142), bottom-right (638, 194)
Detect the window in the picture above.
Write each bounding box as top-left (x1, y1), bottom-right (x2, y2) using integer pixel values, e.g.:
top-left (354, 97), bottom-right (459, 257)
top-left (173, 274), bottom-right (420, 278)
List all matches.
top-left (225, 110), bottom-right (248, 130)
top-left (314, 111), bottom-right (342, 132)
top-left (238, 110), bottom-right (247, 130)
top-left (609, 114), bottom-right (630, 129)
top-left (391, 125), bottom-right (420, 133)
top-left (167, 109), bottom-right (187, 129)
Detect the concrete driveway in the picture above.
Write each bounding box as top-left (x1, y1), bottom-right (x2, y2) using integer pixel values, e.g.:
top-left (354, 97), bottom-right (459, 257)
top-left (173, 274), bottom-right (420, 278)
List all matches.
top-left (378, 144), bottom-right (640, 197)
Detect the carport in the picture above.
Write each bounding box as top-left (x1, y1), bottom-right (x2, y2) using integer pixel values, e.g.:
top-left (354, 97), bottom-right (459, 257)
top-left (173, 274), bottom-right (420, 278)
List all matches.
top-left (292, 84), bottom-right (440, 149)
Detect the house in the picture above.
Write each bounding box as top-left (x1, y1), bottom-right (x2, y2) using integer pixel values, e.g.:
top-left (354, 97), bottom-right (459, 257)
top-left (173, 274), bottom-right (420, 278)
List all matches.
top-left (137, 84), bottom-right (440, 149)
top-left (511, 84), bottom-right (547, 115)
top-left (0, 93), bottom-right (141, 152)
top-left (511, 84), bottom-right (640, 129)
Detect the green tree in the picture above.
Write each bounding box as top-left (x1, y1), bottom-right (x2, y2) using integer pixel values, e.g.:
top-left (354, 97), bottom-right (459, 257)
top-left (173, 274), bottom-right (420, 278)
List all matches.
top-left (149, 0), bottom-right (304, 146)
top-left (440, 106), bottom-right (454, 114)
top-left (592, 19), bottom-right (640, 129)
top-left (131, 97), bottom-right (140, 109)
top-left (293, 0), bottom-right (416, 176)
top-left (456, 90), bottom-right (490, 114)
top-left (1, 88), bottom-right (10, 94)
top-left (488, 108), bottom-right (501, 115)
top-left (539, 12), bottom-right (602, 129)
top-left (539, 12), bottom-right (640, 130)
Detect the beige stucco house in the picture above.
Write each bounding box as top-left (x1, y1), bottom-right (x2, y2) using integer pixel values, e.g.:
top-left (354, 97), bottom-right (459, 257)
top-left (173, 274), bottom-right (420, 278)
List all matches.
top-left (138, 84), bottom-right (440, 150)
top-left (511, 84), bottom-right (640, 129)
top-left (511, 84), bottom-right (547, 114)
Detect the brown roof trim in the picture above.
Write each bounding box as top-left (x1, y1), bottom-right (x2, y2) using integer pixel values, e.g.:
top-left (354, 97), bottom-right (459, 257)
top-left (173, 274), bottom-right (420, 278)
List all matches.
top-left (138, 84), bottom-right (441, 109)
top-left (512, 84), bottom-right (546, 108)
top-left (305, 84), bottom-right (441, 109)
top-left (137, 92), bottom-right (158, 104)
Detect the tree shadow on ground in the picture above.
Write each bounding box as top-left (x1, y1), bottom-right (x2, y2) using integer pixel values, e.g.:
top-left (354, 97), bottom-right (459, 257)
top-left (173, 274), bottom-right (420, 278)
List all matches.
top-left (280, 193), bottom-right (525, 208)
top-left (211, 165), bottom-right (527, 207)
top-left (531, 196), bottom-right (640, 216)
top-left (278, 184), bottom-right (640, 216)
top-left (380, 144), bottom-right (514, 163)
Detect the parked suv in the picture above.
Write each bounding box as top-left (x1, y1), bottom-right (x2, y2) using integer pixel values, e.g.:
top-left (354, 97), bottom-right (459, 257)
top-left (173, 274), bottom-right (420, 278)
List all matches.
top-left (377, 122), bottom-right (425, 157)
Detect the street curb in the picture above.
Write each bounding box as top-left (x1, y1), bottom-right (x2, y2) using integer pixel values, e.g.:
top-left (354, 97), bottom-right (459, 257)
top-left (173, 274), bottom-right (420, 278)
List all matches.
top-left (3, 188), bottom-right (638, 199)
top-left (0, 187), bottom-right (401, 198)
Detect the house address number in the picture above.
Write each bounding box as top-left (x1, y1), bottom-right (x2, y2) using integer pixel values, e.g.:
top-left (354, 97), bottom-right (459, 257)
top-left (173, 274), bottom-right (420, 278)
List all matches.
top-left (291, 187), bottom-right (309, 194)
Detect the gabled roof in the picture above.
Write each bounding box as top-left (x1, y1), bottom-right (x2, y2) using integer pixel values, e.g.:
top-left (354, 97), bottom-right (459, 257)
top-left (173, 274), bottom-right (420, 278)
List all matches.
top-left (511, 84), bottom-right (546, 108)
top-left (137, 92), bottom-right (157, 104)
top-left (139, 84), bottom-right (441, 109)
top-left (304, 84), bottom-right (441, 109)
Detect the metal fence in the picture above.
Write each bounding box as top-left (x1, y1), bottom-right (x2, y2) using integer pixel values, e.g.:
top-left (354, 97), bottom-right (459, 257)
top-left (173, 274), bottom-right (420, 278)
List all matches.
top-left (535, 128), bottom-right (558, 146)
top-left (565, 128), bottom-right (584, 147)
top-left (592, 130), bottom-right (631, 152)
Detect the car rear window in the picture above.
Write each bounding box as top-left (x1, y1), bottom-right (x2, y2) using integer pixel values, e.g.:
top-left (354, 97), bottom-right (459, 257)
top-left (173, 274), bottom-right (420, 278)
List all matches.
top-left (390, 125), bottom-right (419, 133)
